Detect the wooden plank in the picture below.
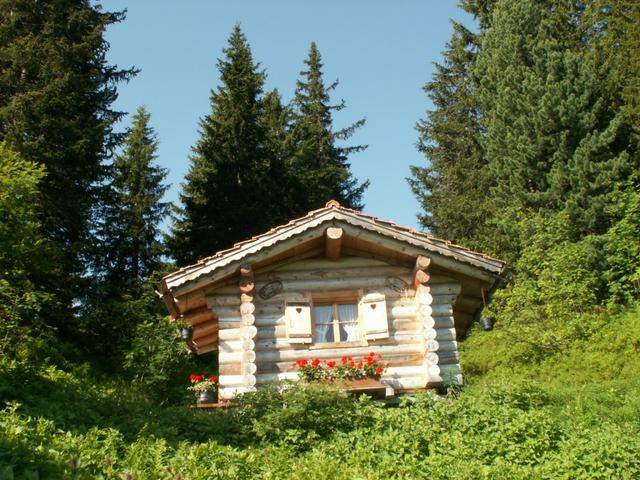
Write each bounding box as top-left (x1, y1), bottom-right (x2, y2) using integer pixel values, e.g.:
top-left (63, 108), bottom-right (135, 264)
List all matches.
top-left (270, 256), bottom-right (394, 272)
top-left (218, 327), bottom-right (244, 341)
top-left (219, 339), bottom-right (255, 352)
top-left (192, 334), bottom-right (218, 349)
top-left (177, 292), bottom-right (207, 315)
top-left (432, 315), bottom-right (455, 329)
top-left (218, 319), bottom-right (242, 329)
top-left (428, 283), bottom-right (462, 296)
top-left (195, 342), bottom-right (218, 355)
top-left (255, 343), bottom-right (424, 363)
top-left (184, 307), bottom-right (215, 326)
top-left (253, 331), bottom-right (425, 352)
top-left (437, 350), bottom-right (460, 364)
top-left (219, 350), bottom-right (256, 364)
top-left (383, 376), bottom-right (428, 390)
top-left (192, 320), bottom-right (218, 340)
top-left (219, 363), bottom-right (243, 375)
top-left (219, 375), bottom-right (257, 387)
top-left (269, 276), bottom-right (390, 292)
top-left (434, 328), bottom-right (457, 342)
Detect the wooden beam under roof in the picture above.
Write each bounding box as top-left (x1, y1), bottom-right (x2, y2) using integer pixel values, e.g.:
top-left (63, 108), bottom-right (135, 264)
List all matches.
top-left (324, 226), bottom-right (343, 260)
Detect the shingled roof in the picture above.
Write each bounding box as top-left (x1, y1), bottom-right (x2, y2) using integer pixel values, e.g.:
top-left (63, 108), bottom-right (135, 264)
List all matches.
top-left (161, 201), bottom-right (506, 298)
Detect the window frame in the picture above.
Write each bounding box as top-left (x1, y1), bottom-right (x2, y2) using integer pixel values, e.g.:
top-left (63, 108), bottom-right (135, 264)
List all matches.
top-left (308, 290), bottom-right (368, 350)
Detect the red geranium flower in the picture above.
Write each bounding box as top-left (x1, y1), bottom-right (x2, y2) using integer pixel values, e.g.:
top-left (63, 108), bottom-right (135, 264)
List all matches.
top-left (209, 376), bottom-right (217, 383)
top-left (366, 356), bottom-right (375, 365)
top-left (369, 352), bottom-right (375, 357)
top-left (327, 360), bottom-right (336, 368)
top-left (189, 374), bottom-right (199, 383)
top-left (297, 359), bottom-right (308, 367)
top-left (350, 361), bottom-right (356, 367)
top-left (376, 366), bottom-right (383, 375)
top-left (311, 358), bottom-right (320, 367)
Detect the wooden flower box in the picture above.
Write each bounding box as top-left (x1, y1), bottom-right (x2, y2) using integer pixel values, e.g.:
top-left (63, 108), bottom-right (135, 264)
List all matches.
top-left (339, 377), bottom-right (387, 399)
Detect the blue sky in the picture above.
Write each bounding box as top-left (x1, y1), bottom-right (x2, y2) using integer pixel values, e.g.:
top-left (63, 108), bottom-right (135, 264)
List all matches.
top-left (105, 1), bottom-right (474, 231)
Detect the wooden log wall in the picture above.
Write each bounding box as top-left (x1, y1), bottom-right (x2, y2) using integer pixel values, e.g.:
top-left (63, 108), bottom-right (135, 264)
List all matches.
top-left (415, 257), bottom-right (463, 386)
top-left (202, 255), bottom-right (467, 399)
top-left (213, 264), bottom-right (258, 401)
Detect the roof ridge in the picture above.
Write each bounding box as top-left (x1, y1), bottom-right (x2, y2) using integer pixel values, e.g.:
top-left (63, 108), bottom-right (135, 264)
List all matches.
top-left (163, 201), bottom-right (505, 287)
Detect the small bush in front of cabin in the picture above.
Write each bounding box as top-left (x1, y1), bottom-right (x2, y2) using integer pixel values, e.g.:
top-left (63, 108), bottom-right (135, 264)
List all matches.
top-left (231, 382), bottom-right (377, 451)
top-left (123, 315), bottom-right (193, 404)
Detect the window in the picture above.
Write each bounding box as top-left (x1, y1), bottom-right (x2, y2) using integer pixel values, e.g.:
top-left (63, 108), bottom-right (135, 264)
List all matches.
top-left (314, 302), bottom-right (359, 343)
top-left (284, 291), bottom-right (389, 346)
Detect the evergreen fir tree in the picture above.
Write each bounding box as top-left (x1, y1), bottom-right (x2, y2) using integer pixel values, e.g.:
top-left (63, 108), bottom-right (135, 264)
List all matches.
top-left (0, 0), bottom-right (135, 327)
top-left (260, 88), bottom-right (296, 224)
top-left (80, 106), bottom-right (169, 364)
top-left (409, 22), bottom-right (492, 251)
top-left (168, 25), bottom-right (275, 264)
top-left (290, 42), bottom-right (368, 213)
top-left (98, 105), bottom-right (170, 291)
top-left (586, 0), bottom-right (640, 178)
top-left (476, 0), bottom-right (634, 248)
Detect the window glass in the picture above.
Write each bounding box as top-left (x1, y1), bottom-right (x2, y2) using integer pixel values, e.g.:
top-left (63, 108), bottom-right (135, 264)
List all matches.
top-left (314, 304), bottom-right (334, 343)
top-left (337, 303), bottom-right (358, 341)
top-left (313, 301), bottom-right (358, 344)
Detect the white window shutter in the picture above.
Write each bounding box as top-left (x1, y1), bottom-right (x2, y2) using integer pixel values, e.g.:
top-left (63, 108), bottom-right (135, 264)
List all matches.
top-left (360, 293), bottom-right (389, 340)
top-left (285, 302), bottom-right (312, 343)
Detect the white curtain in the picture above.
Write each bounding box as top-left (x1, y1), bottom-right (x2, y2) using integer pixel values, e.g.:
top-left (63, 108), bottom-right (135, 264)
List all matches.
top-left (314, 305), bottom-right (334, 343)
top-left (338, 304), bottom-right (358, 341)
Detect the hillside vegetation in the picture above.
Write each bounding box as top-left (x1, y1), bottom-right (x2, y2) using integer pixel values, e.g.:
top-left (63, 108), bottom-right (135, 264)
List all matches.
top-left (1, 305), bottom-right (639, 479)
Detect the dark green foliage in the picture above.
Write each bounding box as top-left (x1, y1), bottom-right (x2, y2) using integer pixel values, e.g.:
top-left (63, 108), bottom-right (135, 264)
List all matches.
top-left (233, 383), bottom-right (369, 451)
top-left (409, 22), bottom-right (493, 251)
top-left (77, 269), bottom-right (178, 375)
top-left (168, 33), bottom-right (369, 265)
top-left (413, 0), bottom-right (640, 317)
top-left (96, 105), bottom-right (170, 290)
top-left (123, 314), bottom-right (192, 404)
top-left (77, 107), bottom-right (170, 365)
top-left (476, 0), bottom-right (636, 248)
top-left (0, 1), bottom-right (136, 328)
top-left (168, 25), bottom-right (279, 264)
top-left (289, 42), bottom-right (369, 213)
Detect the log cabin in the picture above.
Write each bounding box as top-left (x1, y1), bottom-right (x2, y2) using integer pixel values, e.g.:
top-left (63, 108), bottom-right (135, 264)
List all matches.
top-left (158, 200), bottom-right (506, 400)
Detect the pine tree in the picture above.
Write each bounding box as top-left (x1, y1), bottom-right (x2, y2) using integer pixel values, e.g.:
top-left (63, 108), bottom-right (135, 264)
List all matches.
top-left (168, 25), bottom-right (275, 264)
top-left (80, 107), bottom-right (169, 363)
top-left (290, 42), bottom-right (368, 213)
top-left (0, 1), bottom-right (135, 325)
top-left (260, 88), bottom-right (296, 224)
top-left (586, 0), bottom-right (640, 178)
top-left (476, 0), bottom-right (634, 248)
top-left (98, 105), bottom-right (170, 290)
top-left (409, 22), bottom-right (492, 251)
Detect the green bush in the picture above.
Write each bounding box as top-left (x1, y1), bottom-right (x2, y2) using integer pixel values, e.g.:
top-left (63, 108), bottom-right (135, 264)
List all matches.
top-left (123, 315), bottom-right (193, 404)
